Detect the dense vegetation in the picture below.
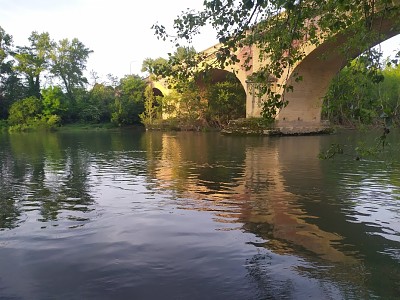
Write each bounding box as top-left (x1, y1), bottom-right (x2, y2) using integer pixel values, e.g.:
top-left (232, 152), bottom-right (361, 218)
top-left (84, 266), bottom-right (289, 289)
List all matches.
top-left (324, 57), bottom-right (400, 127)
top-left (142, 76), bottom-right (246, 130)
top-left (0, 27), bottom-right (246, 132)
top-left (0, 27), bottom-right (150, 131)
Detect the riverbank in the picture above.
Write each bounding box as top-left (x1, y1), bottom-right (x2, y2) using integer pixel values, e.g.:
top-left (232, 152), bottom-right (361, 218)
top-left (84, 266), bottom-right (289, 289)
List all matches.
top-left (144, 118), bottom-right (334, 135)
top-left (1, 122), bottom-right (146, 133)
top-left (58, 123), bottom-right (140, 131)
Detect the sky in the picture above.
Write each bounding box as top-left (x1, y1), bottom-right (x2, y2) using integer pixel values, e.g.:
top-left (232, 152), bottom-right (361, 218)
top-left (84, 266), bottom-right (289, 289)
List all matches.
top-left (0, 0), bottom-right (217, 81)
top-left (1, 0), bottom-right (399, 82)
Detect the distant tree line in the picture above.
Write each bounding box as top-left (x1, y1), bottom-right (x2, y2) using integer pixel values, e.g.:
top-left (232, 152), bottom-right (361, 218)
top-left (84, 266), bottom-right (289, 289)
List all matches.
top-left (0, 26), bottom-right (147, 131)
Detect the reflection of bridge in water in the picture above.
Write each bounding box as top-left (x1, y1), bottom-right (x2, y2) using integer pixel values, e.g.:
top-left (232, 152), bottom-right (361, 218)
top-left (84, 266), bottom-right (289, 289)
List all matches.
top-left (150, 3), bottom-right (400, 134)
top-left (145, 132), bottom-right (356, 264)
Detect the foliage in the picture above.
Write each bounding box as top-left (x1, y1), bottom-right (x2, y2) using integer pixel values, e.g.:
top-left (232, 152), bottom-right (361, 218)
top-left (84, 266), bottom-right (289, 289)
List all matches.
top-left (152, 0), bottom-right (400, 121)
top-left (86, 83), bottom-right (116, 123)
top-left (8, 96), bottom-right (42, 125)
top-left (140, 85), bottom-right (161, 125)
top-left (141, 57), bottom-right (169, 76)
top-left (49, 38), bottom-right (93, 101)
top-left (0, 27), bottom-right (25, 119)
top-left (13, 32), bottom-right (52, 99)
top-left (0, 119), bottom-right (8, 132)
top-left (0, 26), bottom-right (13, 69)
top-left (148, 46), bottom-right (198, 87)
top-left (0, 27), bottom-right (155, 129)
top-left (323, 57), bottom-right (400, 126)
top-left (206, 77), bottom-right (246, 127)
top-left (159, 91), bottom-right (180, 117)
top-left (111, 75), bottom-right (146, 126)
top-left (42, 86), bottom-right (67, 119)
top-left (175, 81), bottom-right (207, 122)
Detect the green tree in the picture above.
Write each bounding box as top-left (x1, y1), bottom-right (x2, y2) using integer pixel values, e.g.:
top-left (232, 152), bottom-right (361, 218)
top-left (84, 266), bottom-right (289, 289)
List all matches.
top-left (86, 83), bottom-right (116, 123)
top-left (42, 86), bottom-right (67, 120)
top-left (8, 96), bottom-right (42, 125)
top-left (13, 32), bottom-right (52, 99)
top-left (0, 26), bottom-right (24, 120)
top-left (206, 78), bottom-right (246, 126)
top-left (140, 85), bottom-right (160, 125)
top-left (175, 81), bottom-right (207, 123)
top-left (323, 56), bottom-right (400, 127)
top-left (141, 57), bottom-right (169, 76)
top-left (49, 38), bottom-right (93, 102)
top-left (111, 75), bottom-right (146, 125)
top-left (378, 62), bottom-right (400, 126)
top-left (0, 26), bottom-right (13, 73)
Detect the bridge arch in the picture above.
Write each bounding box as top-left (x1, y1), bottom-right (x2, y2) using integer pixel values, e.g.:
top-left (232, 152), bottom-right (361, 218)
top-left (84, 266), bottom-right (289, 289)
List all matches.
top-left (195, 68), bottom-right (247, 122)
top-left (278, 13), bottom-right (400, 125)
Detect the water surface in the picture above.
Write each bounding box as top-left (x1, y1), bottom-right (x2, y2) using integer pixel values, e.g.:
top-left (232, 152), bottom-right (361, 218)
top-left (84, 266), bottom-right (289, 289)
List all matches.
top-left (0, 129), bottom-right (399, 299)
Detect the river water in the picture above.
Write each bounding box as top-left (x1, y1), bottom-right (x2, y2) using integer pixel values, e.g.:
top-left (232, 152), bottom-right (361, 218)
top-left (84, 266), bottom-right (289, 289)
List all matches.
top-left (0, 129), bottom-right (399, 299)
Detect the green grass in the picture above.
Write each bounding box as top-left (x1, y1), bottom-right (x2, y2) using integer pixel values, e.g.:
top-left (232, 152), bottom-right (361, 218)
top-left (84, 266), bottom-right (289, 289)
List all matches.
top-left (59, 122), bottom-right (144, 131)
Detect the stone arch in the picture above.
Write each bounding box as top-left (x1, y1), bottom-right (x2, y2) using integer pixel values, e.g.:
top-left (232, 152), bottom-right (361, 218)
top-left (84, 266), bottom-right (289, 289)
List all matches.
top-left (278, 12), bottom-right (400, 125)
top-left (195, 68), bottom-right (247, 120)
top-left (195, 68), bottom-right (245, 87)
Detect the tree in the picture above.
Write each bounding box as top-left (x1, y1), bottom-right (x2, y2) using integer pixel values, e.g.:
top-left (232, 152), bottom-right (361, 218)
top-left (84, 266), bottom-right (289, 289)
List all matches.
top-left (141, 57), bottom-right (169, 76)
top-left (8, 96), bottom-right (42, 125)
top-left (42, 86), bottom-right (67, 119)
top-left (0, 26), bottom-right (23, 119)
top-left (86, 83), bottom-right (116, 123)
top-left (140, 85), bottom-right (160, 125)
top-left (49, 38), bottom-right (93, 101)
top-left (323, 56), bottom-right (400, 126)
top-left (0, 26), bottom-right (13, 72)
top-left (153, 0), bottom-right (400, 121)
top-left (206, 77), bottom-right (246, 126)
top-left (13, 32), bottom-right (52, 99)
top-left (111, 75), bottom-right (147, 125)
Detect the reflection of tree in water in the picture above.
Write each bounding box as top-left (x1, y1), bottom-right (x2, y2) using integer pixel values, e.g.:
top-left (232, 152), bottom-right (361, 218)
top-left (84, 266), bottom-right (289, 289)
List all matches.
top-left (0, 151), bottom-right (22, 230)
top-left (243, 136), bottom-right (400, 299)
top-left (36, 148), bottom-right (94, 223)
top-left (0, 133), bottom-right (94, 229)
top-left (144, 132), bottom-right (392, 297)
top-left (142, 132), bottom-right (247, 205)
top-left (0, 134), bottom-right (23, 230)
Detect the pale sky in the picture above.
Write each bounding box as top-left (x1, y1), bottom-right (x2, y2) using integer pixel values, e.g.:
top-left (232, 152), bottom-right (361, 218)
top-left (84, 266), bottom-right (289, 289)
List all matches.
top-left (0, 0), bottom-right (217, 81)
top-left (0, 0), bottom-right (399, 82)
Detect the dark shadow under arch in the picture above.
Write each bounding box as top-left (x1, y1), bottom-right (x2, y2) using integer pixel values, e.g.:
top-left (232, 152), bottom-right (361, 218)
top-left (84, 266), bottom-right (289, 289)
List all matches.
top-left (152, 88), bottom-right (163, 97)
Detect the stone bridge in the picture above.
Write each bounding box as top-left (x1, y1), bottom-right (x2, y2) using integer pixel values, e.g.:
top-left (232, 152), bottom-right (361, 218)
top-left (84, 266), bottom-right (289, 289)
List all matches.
top-left (150, 3), bottom-right (400, 133)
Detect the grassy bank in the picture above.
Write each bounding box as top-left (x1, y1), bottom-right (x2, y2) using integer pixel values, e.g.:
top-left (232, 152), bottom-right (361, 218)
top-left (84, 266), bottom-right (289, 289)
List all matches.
top-left (59, 123), bottom-right (117, 131)
top-left (2, 121), bottom-right (146, 133)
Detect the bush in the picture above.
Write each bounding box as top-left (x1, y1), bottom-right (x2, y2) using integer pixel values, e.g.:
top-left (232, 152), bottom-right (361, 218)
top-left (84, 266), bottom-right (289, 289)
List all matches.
top-left (0, 120), bottom-right (8, 132)
top-left (8, 96), bottom-right (42, 125)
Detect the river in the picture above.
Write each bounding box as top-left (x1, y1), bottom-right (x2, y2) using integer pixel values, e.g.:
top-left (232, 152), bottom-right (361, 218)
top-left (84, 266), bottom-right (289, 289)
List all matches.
top-left (0, 129), bottom-right (399, 299)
